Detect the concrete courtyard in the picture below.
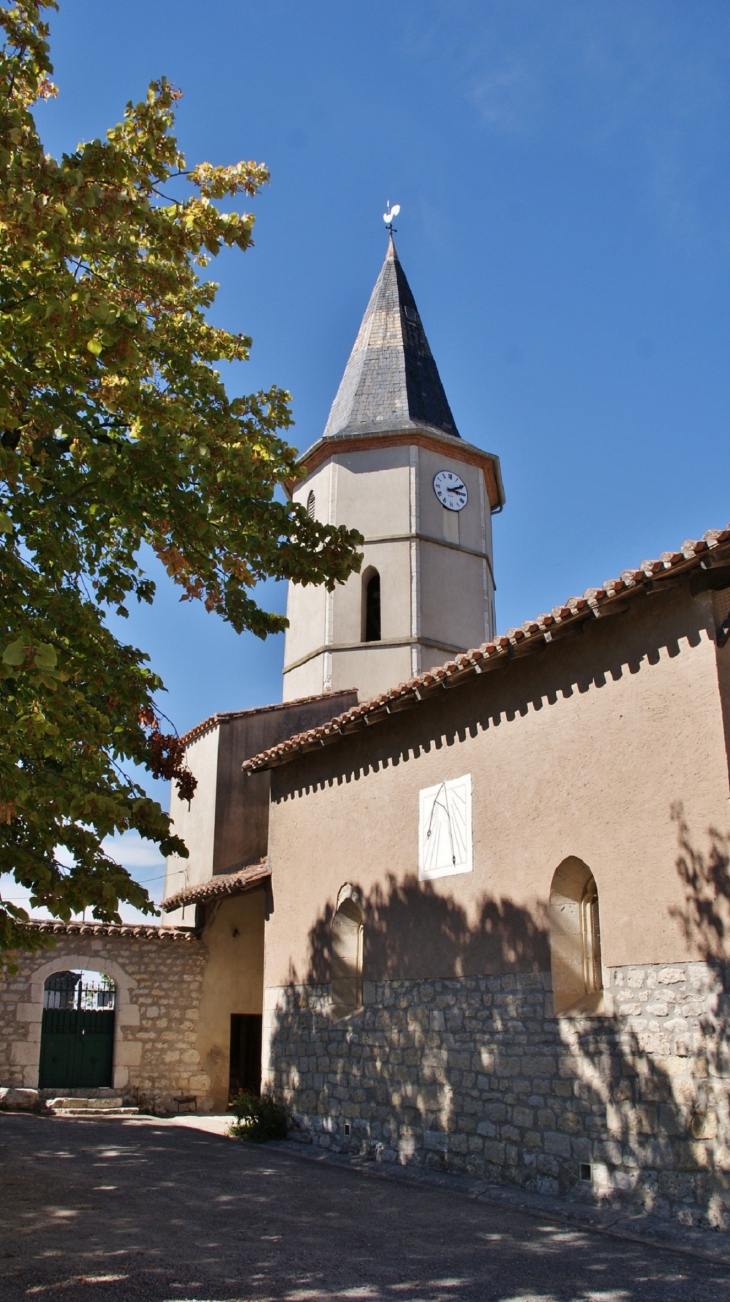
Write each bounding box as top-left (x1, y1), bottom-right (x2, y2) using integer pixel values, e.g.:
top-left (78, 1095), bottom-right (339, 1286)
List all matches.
top-left (0, 1113), bottom-right (728, 1302)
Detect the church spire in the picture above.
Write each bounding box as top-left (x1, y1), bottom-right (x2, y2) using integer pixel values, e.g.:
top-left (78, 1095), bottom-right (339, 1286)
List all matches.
top-left (322, 237), bottom-right (460, 441)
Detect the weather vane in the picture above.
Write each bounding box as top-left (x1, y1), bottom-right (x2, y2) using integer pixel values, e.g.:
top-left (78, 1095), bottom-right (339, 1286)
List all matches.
top-left (383, 200), bottom-right (400, 234)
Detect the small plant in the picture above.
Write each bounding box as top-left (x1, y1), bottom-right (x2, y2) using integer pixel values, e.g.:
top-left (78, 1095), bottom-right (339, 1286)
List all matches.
top-left (228, 1090), bottom-right (288, 1143)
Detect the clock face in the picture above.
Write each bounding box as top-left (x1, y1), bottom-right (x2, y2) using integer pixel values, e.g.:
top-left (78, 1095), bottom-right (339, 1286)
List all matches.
top-left (433, 470), bottom-right (468, 512)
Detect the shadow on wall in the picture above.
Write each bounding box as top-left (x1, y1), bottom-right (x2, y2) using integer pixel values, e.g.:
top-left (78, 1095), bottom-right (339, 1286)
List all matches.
top-left (299, 875), bottom-right (550, 985)
top-left (267, 814), bottom-right (730, 1228)
top-left (278, 585), bottom-right (709, 804)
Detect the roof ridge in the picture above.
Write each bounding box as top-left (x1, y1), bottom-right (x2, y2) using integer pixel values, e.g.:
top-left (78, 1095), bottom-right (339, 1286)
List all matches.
top-left (179, 689), bottom-right (358, 749)
top-left (243, 522), bottom-right (730, 772)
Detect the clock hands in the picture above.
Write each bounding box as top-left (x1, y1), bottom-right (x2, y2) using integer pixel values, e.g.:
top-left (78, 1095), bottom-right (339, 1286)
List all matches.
top-left (433, 470), bottom-right (468, 510)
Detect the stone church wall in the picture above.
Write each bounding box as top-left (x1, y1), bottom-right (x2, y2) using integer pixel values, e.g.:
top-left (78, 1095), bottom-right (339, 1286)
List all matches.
top-left (266, 960), bottom-right (730, 1228)
top-left (0, 924), bottom-right (211, 1113)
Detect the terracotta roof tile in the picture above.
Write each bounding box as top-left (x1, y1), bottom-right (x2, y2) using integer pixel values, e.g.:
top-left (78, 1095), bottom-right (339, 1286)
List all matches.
top-left (179, 689), bottom-right (358, 748)
top-left (161, 860), bottom-right (270, 913)
top-left (242, 522), bottom-right (730, 774)
top-left (20, 920), bottom-right (197, 941)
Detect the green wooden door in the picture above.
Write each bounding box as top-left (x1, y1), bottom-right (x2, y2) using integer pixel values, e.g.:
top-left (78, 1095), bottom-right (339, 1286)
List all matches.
top-left (39, 1007), bottom-right (115, 1089)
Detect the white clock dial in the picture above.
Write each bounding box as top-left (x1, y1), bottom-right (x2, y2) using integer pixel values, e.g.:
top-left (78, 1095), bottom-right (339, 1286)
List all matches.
top-left (433, 470), bottom-right (468, 512)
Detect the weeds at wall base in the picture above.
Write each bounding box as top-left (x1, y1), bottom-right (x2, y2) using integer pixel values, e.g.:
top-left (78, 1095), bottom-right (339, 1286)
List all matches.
top-left (228, 1089), bottom-right (288, 1142)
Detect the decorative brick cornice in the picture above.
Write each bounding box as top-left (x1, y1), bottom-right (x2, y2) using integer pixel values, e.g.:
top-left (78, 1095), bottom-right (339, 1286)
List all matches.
top-left (244, 524), bottom-right (730, 773)
top-left (288, 427), bottom-right (505, 514)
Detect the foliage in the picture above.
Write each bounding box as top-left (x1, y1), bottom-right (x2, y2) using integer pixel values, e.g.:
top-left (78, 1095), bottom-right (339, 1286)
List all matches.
top-left (228, 1090), bottom-right (288, 1143)
top-left (0, 1), bottom-right (363, 955)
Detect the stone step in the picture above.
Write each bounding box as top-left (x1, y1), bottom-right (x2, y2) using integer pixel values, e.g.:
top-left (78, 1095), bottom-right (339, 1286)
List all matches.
top-left (45, 1096), bottom-right (125, 1111)
top-left (49, 1106), bottom-right (140, 1118)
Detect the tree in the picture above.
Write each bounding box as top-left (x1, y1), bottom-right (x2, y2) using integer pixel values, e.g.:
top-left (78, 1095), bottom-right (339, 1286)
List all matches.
top-left (0, 1), bottom-right (362, 956)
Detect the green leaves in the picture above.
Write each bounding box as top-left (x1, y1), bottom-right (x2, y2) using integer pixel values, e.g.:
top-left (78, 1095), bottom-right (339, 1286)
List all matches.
top-left (0, 1), bottom-right (362, 958)
top-left (2, 639), bottom-right (27, 665)
top-left (32, 642), bottom-right (57, 670)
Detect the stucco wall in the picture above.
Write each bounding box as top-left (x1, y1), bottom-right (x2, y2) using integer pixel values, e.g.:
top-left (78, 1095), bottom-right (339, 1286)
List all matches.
top-left (262, 573), bottom-right (730, 1218)
top-left (283, 436), bottom-right (496, 700)
top-left (266, 579), bottom-right (730, 992)
top-left (195, 891), bottom-right (266, 1108)
top-left (165, 725), bottom-right (219, 906)
top-left (163, 692), bottom-right (358, 925)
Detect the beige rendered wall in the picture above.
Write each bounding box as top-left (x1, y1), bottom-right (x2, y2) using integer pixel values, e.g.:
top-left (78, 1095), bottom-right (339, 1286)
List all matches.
top-left (418, 443), bottom-right (494, 649)
top-left (266, 581), bottom-right (730, 991)
top-left (196, 890), bottom-right (266, 1109)
top-left (164, 724), bottom-right (220, 923)
top-left (282, 454), bottom-right (331, 691)
top-left (283, 435), bottom-right (496, 702)
top-left (419, 540), bottom-right (491, 655)
top-left (711, 585), bottom-right (730, 775)
top-left (328, 643), bottom-right (413, 701)
top-left (418, 445), bottom-right (493, 577)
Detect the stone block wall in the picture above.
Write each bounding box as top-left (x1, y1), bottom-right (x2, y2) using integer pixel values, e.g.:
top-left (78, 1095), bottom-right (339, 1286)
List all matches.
top-left (265, 961), bottom-right (730, 1227)
top-left (0, 924), bottom-right (211, 1113)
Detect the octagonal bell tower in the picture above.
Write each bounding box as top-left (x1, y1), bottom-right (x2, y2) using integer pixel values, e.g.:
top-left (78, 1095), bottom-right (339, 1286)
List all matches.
top-left (282, 236), bottom-right (505, 703)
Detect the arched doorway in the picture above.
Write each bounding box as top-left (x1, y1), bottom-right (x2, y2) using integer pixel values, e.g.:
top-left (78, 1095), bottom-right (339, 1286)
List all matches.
top-left (39, 969), bottom-right (116, 1089)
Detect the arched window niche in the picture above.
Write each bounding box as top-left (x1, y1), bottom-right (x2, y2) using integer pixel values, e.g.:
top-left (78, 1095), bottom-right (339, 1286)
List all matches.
top-left (362, 567), bottom-right (381, 643)
top-left (331, 884), bottom-right (363, 1021)
top-left (306, 490), bottom-right (315, 519)
top-left (549, 858), bottom-right (604, 1016)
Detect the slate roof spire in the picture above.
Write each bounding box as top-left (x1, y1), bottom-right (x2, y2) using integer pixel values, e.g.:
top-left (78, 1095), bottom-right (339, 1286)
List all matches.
top-left (323, 235), bottom-right (460, 441)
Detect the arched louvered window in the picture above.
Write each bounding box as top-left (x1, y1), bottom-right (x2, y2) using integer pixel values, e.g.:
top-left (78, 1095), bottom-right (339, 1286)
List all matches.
top-left (549, 857), bottom-right (603, 1016)
top-left (306, 490), bottom-right (315, 519)
top-left (363, 569), bottom-right (381, 643)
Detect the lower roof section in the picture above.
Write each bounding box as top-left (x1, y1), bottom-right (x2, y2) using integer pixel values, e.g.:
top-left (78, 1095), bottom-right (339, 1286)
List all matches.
top-left (161, 860), bottom-right (270, 913)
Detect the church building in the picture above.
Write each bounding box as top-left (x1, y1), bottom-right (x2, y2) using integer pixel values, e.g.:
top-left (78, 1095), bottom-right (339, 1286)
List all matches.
top-left (3, 236), bottom-right (730, 1230)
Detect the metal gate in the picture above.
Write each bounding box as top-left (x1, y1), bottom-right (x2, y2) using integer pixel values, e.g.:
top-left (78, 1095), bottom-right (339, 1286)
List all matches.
top-left (38, 973), bottom-right (115, 1090)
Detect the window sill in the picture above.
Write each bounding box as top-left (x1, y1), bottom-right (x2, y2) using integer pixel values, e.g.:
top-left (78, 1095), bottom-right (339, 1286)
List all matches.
top-left (554, 991), bottom-right (611, 1019)
top-left (331, 1004), bottom-right (364, 1024)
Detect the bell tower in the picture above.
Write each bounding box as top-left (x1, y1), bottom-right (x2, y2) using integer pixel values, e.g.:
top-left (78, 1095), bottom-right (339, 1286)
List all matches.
top-left (282, 235), bottom-right (505, 702)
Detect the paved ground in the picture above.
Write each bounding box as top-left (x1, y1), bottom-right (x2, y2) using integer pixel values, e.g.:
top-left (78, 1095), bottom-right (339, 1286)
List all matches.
top-left (1, 1114), bottom-right (729, 1302)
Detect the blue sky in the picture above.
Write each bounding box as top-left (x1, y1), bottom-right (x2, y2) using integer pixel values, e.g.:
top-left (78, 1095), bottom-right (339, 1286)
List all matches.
top-left (8, 0), bottom-right (730, 916)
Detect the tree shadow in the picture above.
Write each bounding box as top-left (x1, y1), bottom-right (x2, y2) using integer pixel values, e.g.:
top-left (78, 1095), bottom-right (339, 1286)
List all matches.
top-left (2, 1114), bottom-right (728, 1302)
top-left (267, 813), bottom-right (730, 1231)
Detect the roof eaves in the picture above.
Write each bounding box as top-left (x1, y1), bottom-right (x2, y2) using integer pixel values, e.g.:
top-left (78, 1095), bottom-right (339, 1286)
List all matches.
top-left (289, 427), bottom-right (505, 512)
top-left (242, 525), bottom-right (730, 774)
top-left (20, 920), bottom-right (198, 941)
top-left (161, 859), bottom-right (271, 913)
top-left (179, 689), bottom-right (359, 749)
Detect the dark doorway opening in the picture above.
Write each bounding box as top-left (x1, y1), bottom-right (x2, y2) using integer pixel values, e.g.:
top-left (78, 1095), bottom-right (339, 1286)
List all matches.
top-left (39, 971), bottom-right (115, 1089)
top-left (229, 1013), bottom-right (262, 1098)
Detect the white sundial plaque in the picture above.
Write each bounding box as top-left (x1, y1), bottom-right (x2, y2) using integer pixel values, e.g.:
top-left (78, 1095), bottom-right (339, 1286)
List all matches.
top-left (418, 774), bottom-right (473, 881)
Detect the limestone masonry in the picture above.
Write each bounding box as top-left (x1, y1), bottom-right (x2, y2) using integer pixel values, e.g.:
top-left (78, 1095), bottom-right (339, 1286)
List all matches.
top-left (0, 926), bottom-right (209, 1113)
top-left (267, 962), bottom-right (730, 1227)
